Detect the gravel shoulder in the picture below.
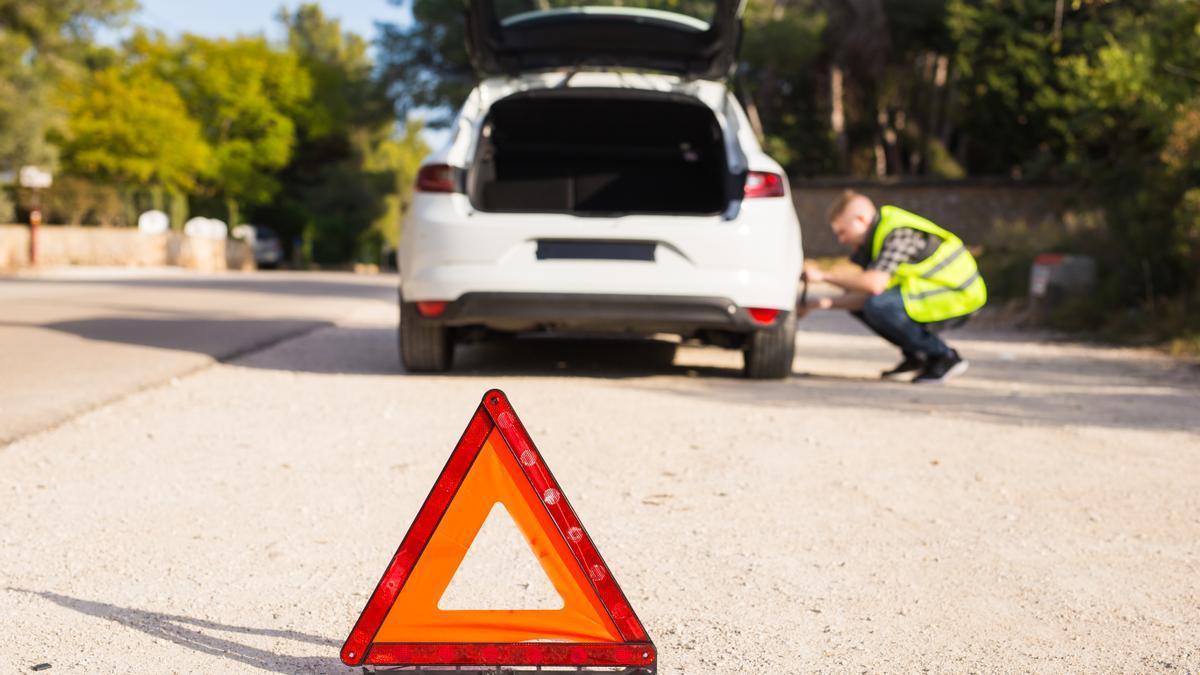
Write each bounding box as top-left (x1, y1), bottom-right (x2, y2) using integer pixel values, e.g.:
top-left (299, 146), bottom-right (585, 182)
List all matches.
top-left (1, 275), bottom-right (1197, 673)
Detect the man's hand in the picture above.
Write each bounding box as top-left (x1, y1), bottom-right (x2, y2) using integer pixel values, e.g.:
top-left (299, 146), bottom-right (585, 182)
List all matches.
top-left (807, 261), bottom-right (890, 296)
top-left (803, 261), bottom-right (826, 284)
top-left (795, 295), bottom-right (834, 318)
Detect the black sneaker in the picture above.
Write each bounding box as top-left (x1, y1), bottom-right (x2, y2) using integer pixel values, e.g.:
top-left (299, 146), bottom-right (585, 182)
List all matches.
top-left (912, 350), bottom-right (969, 384)
top-left (881, 354), bottom-right (925, 380)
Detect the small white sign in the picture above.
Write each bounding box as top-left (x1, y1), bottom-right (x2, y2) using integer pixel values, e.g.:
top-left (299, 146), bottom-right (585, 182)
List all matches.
top-left (184, 217), bottom-right (228, 240)
top-left (138, 210), bottom-right (170, 235)
top-left (231, 224), bottom-right (257, 243)
top-left (18, 166), bottom-right (52, 189)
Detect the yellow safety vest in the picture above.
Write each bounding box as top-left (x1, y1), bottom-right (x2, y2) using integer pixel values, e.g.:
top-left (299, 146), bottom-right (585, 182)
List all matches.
top-left (871, 205), bottom-right (987, 323)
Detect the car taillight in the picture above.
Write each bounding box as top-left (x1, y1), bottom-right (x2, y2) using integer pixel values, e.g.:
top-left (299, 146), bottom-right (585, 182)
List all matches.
top-left (416, 301), bottom-right (448, 318)
top-left (415, 164), bottom-right (457, 193)
top-left (744, 171), bottom-right (786, 199)
top-left (748, 308), bottom-right (780, 325)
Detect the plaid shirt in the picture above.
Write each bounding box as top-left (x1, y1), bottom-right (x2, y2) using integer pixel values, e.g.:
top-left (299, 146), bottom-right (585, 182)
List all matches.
top-left (851, 215), bottom-right (939, 274)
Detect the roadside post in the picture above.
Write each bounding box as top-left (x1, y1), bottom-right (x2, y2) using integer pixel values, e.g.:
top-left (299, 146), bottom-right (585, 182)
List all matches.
top-left (341, 390), bottom-right (656, 674)
top-left (19, 166), bottom-right (52, 266)
top-left (28, 207), bottom-right (42, 266)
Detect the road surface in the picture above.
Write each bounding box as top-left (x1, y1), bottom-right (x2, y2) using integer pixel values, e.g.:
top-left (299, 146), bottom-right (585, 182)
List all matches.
top-left (1, 269), bottom-right (1197, 673)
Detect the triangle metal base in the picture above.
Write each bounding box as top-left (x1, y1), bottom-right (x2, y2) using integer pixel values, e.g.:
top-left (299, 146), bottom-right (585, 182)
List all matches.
top-left (364, 668), bottom-right (655, 674)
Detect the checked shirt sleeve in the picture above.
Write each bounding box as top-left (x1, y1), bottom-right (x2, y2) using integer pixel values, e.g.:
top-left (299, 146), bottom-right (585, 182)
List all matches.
top-left (867, 228), bottom-right (929, 274)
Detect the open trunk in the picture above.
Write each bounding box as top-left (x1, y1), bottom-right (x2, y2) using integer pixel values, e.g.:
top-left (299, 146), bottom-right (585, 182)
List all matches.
top-left (465, 0), bottom-right (744, 80)
top-left (468, 93), bottom-right (731, 215)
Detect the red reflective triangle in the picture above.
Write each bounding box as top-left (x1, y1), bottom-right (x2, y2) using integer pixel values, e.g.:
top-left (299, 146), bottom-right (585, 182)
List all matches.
top-left (341, 389), bottom-right (656, 670)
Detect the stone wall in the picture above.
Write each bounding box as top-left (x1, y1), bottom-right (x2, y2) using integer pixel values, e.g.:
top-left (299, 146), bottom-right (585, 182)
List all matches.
top-left (0, 225), bottom-right (255, 272)
top-left (4, 183), bottom-right (1079, 270)
top-left (0, 225), bottom-right (29, 269)
top-left (792, 179), bottom-right (1081, 258)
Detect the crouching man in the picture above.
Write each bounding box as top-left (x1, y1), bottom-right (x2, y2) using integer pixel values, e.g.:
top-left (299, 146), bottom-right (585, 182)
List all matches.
top-left (799, 191), bottom-right (987, 384)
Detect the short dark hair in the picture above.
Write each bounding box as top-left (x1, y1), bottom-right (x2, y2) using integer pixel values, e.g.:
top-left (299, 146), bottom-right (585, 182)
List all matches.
top-left (826, 190), bottom-right (872, 222)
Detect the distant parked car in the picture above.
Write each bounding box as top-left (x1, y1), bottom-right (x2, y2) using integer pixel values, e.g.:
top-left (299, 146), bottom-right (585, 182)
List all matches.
top-left (234, 225), bottom-right (284, 269)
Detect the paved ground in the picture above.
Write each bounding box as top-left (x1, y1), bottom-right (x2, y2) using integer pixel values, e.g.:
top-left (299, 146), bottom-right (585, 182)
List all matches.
top-left (1, 269), bottom-right (1198, 673)
top-left (0, 269), bottom-right (394, 446)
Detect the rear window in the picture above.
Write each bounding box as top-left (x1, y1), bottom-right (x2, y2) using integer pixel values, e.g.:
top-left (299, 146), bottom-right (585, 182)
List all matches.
top-left (493, 0), bottom-right (718, 26)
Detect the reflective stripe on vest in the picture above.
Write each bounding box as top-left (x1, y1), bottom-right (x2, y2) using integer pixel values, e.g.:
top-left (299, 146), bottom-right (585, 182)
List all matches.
top-left (871, 205), bottom-right (987, 323)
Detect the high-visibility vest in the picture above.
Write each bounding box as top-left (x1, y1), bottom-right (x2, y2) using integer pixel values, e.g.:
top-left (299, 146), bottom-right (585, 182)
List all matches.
top-left (871, 205), bottom-right (987, 323)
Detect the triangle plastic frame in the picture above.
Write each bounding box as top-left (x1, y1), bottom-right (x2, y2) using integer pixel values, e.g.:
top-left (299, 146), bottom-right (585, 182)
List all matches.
top-left (341, 389), bottom-right (656, 671)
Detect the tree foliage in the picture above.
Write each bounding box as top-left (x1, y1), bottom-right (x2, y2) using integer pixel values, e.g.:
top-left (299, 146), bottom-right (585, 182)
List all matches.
top-left (56, 65), bottom-right (211, 192)
top-left (947, 0), bottom-right (1200, 301)
top-left (377, 0), bottom-right (475, 127)
top-left (155, 32), bottom-right (312, 226)
top-left (262, 4), bottom-right (426, 265)
top-left (0, 0), bottom-right (134, 220)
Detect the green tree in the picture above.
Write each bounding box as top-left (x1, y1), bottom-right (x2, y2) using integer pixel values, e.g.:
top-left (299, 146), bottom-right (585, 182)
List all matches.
top-left (140, 32), bottom-right (311, 227)
top-left (738, 0), bottom-right (829, 173)
top-left (376, 0), bottom-right (498, 126)
top-left (56, 66), bottom-right (211, 194)
top-left (0, 0), bottom-right (135, 220)
top-left (949, 0), bottom-right (1200, 306)
top-left (259, 4), bottom-right (420, 264)
top-left (365, 119), bottom-right (430, 254)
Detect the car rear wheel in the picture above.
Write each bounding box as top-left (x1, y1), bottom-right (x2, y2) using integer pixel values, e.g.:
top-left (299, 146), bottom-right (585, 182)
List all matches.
top-left (743, 313), bottom-right (796, 380)
top-left (399, 301), bottom-right (453, 373)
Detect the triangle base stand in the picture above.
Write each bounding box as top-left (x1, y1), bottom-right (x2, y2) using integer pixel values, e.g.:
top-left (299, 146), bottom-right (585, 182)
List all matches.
top-left (362, 662), bottom-right (657, 667)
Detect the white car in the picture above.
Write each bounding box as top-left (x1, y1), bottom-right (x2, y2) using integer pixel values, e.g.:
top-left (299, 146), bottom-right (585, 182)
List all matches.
top-left (399, 0), bottom-right (803, 378)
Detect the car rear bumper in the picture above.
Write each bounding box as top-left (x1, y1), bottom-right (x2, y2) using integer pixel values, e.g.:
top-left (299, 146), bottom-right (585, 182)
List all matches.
top-left (398, 193), bottom-right (803, 311)
top-left (419, 292), bottom-right (785, 333)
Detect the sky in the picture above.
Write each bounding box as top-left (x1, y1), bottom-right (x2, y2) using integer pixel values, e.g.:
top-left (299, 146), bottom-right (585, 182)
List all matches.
top-left (125, 0), bottom-right (410, 42)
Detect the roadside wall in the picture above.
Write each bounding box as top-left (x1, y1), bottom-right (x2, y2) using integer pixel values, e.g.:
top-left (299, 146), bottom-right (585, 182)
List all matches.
top-left (4, 183), bottom-right (1080, 270)
top-left (791, 179), bottom-right (1080, 258)
top-left (0, 225), bottom-right (255, 272)
top-left (0, 225), bottom-right (29, 268)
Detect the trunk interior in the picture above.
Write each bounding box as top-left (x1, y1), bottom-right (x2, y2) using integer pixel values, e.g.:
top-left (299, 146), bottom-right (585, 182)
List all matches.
top-left (468, 93), bottom-right (730, 215)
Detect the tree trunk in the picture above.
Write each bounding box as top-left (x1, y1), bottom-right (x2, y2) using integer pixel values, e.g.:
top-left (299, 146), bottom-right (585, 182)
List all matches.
top-left (121, 187), bottom-right (137, 229)
top-left (940, 63), bottom-right (959, 150)
top-left (738, 72), bottom-right (767, 144)
top-left (151, 185), bottom-right (165, 213)
top-left (169, 189), bottom-right (189, 231)
top-left (1052, 0), bottom-right (1065, 51)
top-left (830, 64), bottom-right (848, 171)
top-left (226, 197), bottom-right (240, 231)
top-left (878, 104), bottom-right (899, 176)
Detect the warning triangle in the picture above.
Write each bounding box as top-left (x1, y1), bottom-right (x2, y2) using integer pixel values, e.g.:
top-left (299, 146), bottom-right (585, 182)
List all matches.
top-left (340, 390), bottom-right (656, 670)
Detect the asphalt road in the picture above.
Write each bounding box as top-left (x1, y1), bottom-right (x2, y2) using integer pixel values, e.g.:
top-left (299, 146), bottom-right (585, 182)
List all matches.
top-left (0, 269), bottom-right (395, 446)
top-left (1, 269), bottom-right (1198, 673)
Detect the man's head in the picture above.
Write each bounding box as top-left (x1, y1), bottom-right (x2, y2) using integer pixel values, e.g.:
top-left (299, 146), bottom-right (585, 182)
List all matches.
top-left (826, 190), bottom-right (878, 248)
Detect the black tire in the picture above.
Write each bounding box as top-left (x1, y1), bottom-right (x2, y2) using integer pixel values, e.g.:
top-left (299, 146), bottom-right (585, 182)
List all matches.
top-left (743, 312), bottom-right (796, 379)
top-left (399, 301), bottom-right (453, 373)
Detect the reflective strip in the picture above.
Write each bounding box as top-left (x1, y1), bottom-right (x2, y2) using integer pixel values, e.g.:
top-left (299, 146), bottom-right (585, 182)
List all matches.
top-left (921, 246), bottom-right (967, 279)
top-left (907, 271), bottom-right (982, 300)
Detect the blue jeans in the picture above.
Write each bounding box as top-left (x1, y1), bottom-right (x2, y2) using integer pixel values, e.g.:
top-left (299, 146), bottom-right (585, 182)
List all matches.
top-left (852, 288), bottom-right (958, 359)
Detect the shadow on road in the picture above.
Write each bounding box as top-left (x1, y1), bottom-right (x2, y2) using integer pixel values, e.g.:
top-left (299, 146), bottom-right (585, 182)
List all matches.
top-left (2, 317), bottom-right (335, 361)
top-left (236, 326), bottom-right (740, 378)
top-left (9, 588), bottom-right (345, 674)
top-left (643, 369), bottom-right (1200, 433)
top-left (7, 300), bottom-right (1196, 434)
